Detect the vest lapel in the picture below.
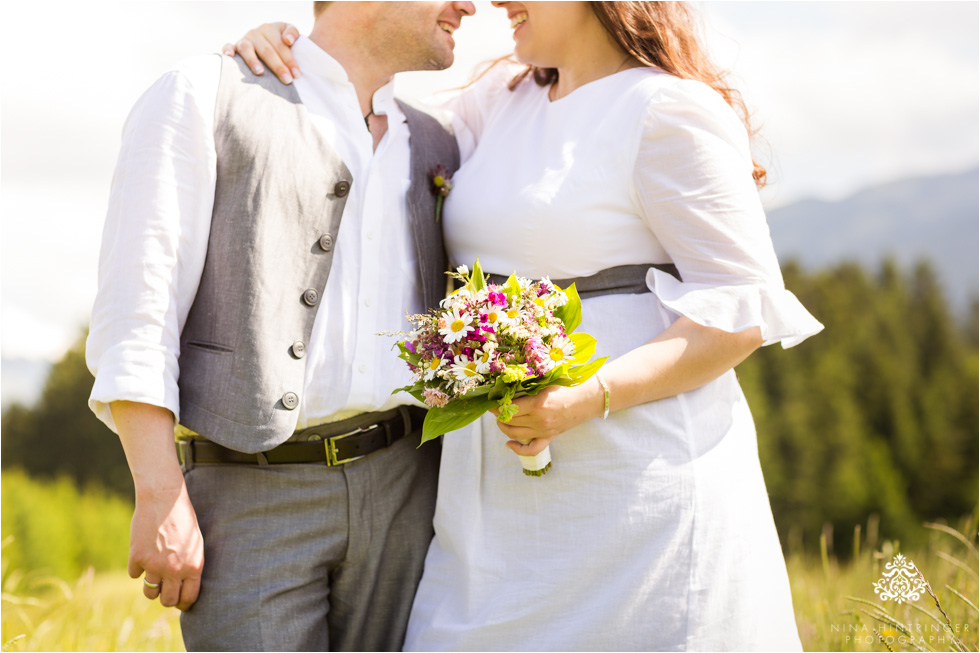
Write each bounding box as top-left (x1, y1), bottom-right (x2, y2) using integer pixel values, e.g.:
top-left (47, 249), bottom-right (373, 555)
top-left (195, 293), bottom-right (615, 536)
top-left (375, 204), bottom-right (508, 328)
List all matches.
top-left (397, 99), bottom-right (461, 310)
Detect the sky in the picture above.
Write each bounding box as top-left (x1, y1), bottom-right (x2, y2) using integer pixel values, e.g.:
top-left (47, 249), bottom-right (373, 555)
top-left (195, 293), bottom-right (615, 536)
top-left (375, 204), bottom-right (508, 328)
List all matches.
top-left (1, 1), bottom-right (978, 363)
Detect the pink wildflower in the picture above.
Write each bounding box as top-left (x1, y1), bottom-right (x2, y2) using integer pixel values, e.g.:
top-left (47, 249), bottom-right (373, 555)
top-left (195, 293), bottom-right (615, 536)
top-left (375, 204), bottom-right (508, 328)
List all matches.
top-left (422, 387), bottom-right (450, 408)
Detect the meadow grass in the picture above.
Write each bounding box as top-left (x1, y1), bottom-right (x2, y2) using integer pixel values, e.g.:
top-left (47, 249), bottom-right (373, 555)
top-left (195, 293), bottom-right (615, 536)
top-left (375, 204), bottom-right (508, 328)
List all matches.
top-left (2, 515), bottom-right (975, 652)
top-left (2, 564), bottom-right (183, 652)
top-left (787, 516), bottom-right (978, 652)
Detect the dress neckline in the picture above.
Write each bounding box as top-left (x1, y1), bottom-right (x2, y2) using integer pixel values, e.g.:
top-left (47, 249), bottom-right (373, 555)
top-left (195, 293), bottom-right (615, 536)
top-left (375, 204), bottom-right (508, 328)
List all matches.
top-left (546, 66), bottom-right (654, 105)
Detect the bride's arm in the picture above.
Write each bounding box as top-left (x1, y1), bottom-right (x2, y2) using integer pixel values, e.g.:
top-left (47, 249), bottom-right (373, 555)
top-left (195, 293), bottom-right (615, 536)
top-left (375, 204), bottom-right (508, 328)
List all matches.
top-left (223, 22), bottom-right (301, 83)
top-left (496, 319), bottom-right (762, 455)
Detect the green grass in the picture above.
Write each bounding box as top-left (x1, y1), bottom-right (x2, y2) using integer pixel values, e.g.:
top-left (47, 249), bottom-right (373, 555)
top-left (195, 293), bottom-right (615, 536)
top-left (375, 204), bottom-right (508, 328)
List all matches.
top-left (2, 468), bottom-right (975, 651)
top-left (3, 521), bottom-right (974, 652)
top-left (788, 516), bottom-right (978, 652)
top-left (2, 567), bottom-right (183, 652)
top-left (1, 470), bottom-right (131, 581)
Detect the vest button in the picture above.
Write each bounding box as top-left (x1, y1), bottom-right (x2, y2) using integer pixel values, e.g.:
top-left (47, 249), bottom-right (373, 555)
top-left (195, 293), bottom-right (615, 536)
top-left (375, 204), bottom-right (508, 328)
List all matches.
top-left (318, 234), bottom-right (334, 252)
top-left (302, 288), bottom-right (319, 306)
top-left (291, 341), bottom-right (307, 359)
top-left (282, 392), bottom-right (299, 410)
top-left (334, 180), bottom-right (350, 198)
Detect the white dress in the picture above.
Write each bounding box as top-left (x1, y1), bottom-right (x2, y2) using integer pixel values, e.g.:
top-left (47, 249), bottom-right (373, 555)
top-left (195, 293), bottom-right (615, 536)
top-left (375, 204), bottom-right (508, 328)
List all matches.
top-left (404, 66), bottom-right (823, 652)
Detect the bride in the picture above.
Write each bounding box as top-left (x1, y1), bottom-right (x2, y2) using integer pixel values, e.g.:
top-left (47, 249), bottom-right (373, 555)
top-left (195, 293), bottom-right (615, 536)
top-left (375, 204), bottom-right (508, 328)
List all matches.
top-left (234, 1), bottom-right (822, 649)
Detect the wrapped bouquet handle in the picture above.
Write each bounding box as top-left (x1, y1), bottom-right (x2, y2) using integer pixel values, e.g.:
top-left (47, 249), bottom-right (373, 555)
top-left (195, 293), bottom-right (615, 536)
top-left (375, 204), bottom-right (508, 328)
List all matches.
top-left (393, 260), bottom-right (607, 477)
top-left (516, 439), bottom-right (552, 476)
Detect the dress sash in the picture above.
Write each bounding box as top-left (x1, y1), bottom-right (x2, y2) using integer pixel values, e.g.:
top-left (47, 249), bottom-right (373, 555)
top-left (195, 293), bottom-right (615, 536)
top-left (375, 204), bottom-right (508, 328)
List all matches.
top-left (487, 263), bottom-right (680, 299)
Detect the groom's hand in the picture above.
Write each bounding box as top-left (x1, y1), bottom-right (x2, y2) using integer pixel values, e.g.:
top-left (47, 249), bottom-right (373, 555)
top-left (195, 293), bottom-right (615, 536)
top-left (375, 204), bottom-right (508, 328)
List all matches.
top-left (129, 476), bottom-right (204, 610)
top-left (111, 401), bottom-right (205, 611)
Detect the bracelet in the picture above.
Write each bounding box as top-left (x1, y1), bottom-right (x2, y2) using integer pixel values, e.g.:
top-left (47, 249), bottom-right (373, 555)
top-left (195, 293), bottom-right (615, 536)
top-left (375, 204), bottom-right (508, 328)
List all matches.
top-left (594, 372), bottom-right (610, 420)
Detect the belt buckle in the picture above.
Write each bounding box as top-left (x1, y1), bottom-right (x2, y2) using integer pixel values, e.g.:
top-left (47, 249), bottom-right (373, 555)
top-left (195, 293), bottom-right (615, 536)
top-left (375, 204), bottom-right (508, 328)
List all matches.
top-left (325, 426), bottom-right (368, 466)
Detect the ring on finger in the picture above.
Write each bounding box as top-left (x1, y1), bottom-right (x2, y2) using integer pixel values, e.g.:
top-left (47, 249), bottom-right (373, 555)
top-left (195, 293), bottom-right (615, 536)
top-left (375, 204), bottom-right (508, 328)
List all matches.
top-left (143, 577), bottom-right (161, 589)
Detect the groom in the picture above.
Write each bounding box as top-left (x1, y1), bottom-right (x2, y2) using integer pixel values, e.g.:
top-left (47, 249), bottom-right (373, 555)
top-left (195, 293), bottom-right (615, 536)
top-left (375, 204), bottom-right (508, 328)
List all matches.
top-left (86, 2), bottom-right (474, 650)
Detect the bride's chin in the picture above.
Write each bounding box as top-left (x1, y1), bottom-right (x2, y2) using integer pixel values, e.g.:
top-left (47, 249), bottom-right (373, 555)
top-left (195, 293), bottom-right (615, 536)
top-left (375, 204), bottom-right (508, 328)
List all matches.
top-left (512, 45), bottom-right (549, 69)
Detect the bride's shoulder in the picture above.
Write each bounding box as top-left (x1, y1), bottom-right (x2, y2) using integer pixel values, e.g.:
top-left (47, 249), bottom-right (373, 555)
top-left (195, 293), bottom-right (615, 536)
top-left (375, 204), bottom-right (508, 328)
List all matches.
top-left (628, 69), bottom-right (747, 142)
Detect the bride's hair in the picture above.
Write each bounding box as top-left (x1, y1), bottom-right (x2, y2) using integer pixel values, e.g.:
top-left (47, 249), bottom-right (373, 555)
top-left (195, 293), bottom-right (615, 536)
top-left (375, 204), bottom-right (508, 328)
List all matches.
top-left (510, 1), bottom-right (767, 188)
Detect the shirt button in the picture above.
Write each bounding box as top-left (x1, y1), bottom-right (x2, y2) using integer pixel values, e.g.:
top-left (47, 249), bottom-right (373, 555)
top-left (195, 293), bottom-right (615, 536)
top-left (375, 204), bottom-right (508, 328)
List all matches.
top-left (333, 180), bottom-right (350, 198)
top-left (366, 230), bottom-right (374, 240)
top-left (290, 341), bottom-right (307, 359)
top-left (282, 392), bottom-right (299, 410)
top-left (303, 288), bottom-right (319, 306)
top-left (318, 234), bottom-right (334, 252)
top-left (364, 298), bottom-right (372, 308)
top-left (358, 363), bottom-right (367, 373)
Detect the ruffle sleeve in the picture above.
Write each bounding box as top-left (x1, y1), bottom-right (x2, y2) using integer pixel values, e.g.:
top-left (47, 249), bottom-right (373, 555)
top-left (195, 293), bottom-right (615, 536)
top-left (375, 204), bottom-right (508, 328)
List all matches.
top-left (631, 75), bottom-right (823, 348)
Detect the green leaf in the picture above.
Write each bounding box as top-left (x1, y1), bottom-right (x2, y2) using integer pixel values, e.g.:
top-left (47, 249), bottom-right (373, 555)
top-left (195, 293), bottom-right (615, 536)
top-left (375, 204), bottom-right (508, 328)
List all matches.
top-left (503, 273), bottom-right (522, 301)
top-left (460, 384), bottom-right (493, 398)
top-left (568, 332), bottom-right (596, 365)
top-left (395, 341), bottom-right (422, 366)
top-left (469, 258), bottom-right (487, 293)
top-left (486, 376), bottom-right (513, 401)
top-left (520, 368), bottom-right (565, 394)
top-left (566, 357), bottom-right (608, 384)
top-left (420, 395), bottom-right (498, 444)
top-left (553, 283), bottom-right (582, 333)
top-left (392, 383), bottom-right (426, 404)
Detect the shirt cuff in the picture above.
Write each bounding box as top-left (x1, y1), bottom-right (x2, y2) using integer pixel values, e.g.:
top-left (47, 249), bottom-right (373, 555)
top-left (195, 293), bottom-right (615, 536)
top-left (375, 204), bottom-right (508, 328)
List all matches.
top-left (88, 345), bottom-right (180, 434)
top-left (647, 268), bottom-right (824, 349)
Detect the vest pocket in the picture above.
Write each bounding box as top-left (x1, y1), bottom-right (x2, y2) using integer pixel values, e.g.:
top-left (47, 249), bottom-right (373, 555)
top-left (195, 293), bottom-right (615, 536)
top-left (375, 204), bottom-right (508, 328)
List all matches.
top-left (185, 341), bottom-right (235, 355)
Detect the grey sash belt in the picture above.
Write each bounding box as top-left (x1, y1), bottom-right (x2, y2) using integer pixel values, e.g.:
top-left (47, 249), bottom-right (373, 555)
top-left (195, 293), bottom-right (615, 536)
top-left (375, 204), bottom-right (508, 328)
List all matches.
top-left (486, 263), bottom-right (681, 299)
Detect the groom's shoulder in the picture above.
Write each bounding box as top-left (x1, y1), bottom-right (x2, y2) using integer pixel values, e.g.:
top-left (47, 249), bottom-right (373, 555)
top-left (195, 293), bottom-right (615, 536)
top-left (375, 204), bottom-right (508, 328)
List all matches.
top-left (158, 53), bottom-right (224, 92)
top-left (394, 96), bottom-right (457, 137)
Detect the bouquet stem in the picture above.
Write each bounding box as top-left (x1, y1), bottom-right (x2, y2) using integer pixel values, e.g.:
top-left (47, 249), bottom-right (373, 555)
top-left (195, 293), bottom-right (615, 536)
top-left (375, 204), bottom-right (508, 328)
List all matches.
top-left (517, 441), bottom-right (552, 476)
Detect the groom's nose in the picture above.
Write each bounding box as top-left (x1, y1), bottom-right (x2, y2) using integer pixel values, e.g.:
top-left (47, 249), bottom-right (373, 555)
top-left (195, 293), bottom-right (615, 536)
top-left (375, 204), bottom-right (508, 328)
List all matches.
top-left (453, 2), bottom-right (476, 17)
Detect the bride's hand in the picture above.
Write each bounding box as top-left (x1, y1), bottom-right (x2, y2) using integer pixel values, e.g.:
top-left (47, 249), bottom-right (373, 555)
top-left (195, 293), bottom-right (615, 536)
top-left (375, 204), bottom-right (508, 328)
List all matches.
top-left (491, 382), bottom-right (605, 456)
top-left (222, 22), bottom-right (301, 84)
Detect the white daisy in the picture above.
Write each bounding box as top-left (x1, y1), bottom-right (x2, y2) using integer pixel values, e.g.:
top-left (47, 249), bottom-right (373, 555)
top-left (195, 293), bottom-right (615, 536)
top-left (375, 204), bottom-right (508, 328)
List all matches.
top-left (450, 355), bottom-right (484, 383)
top-left (439, 308), bottom-right (474, 344)
top-left (473, 348), bottom-right (493, 375)
top-left (480, 304), bottom-right (516, 330)
top-left (544, 289), bottom-right (569, 310)
top-left (545, 335), bottom-right (576, 368)
top-left (423, 356), bottom-right (445, 381)
top-left (501, 307), bottom-right (522, 325)
top-left (439, 287), bottom-right (472, 309)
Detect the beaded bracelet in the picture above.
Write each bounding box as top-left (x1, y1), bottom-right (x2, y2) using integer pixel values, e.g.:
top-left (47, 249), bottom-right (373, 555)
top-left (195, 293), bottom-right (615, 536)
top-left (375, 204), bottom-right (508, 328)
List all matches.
top-left (594, 372), bottom-right (610, 420)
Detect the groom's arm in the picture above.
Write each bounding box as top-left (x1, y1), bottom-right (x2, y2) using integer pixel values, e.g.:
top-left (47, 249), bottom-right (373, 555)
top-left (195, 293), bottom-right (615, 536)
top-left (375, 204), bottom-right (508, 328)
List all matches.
top-left (86, 56), bottom-right (220, 610)
top-left (111, 401), bottom-right (203, 610)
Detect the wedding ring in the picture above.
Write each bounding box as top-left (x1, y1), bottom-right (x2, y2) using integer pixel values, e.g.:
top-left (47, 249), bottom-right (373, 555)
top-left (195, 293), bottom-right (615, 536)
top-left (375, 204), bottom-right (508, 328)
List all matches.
top-left (143, 578), bottom-right (161, 589)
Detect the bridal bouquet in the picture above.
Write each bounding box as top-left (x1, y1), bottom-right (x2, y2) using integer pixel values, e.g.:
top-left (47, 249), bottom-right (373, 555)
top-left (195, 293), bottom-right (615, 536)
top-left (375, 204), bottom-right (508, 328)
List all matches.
top-left (394, 260), bottom-right (607, 476)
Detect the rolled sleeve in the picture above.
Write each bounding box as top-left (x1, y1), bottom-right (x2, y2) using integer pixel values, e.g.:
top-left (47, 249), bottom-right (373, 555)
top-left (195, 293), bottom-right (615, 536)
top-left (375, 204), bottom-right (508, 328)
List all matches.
top-left (86, 57), bottom-right (219, 432)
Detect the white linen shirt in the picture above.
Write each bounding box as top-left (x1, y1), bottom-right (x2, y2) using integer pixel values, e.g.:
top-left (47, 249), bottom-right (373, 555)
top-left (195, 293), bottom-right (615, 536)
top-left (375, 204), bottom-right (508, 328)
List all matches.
top-left (87, 36), bottom-right (427, 433)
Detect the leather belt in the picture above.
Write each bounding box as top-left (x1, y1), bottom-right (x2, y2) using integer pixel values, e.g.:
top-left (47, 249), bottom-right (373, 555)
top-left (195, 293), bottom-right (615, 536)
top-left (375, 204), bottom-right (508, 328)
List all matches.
top-left (177, 406), bottom-right (427, 467)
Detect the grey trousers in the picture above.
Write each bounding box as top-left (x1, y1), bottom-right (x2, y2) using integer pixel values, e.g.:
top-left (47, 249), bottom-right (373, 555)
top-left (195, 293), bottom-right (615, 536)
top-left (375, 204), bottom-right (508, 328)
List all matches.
top-left (179, 430), bottom-right (440, 652)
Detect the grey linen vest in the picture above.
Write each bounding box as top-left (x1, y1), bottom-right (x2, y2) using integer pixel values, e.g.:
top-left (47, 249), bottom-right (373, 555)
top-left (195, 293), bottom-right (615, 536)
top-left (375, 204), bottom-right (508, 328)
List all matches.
top-left (177, 55), bottom-right (460, 453)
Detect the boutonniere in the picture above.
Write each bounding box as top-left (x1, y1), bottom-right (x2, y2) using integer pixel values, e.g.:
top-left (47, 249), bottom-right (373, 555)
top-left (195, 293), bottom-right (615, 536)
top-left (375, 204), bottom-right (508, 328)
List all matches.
top-left (430, 165), bottom-right (453, 223)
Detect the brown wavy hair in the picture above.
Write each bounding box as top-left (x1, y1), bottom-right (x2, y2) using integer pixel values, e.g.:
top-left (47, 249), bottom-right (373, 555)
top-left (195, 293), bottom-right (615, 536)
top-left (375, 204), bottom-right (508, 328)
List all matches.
top-left (509, 1), bottom-right (767, 188)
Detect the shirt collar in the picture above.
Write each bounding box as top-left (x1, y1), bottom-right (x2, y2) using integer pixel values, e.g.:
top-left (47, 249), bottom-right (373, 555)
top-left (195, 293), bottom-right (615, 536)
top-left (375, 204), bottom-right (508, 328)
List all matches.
top-left (294, 35), bottom-right (397, 118)
top-left (292, 35), bottom-right (350, 84)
